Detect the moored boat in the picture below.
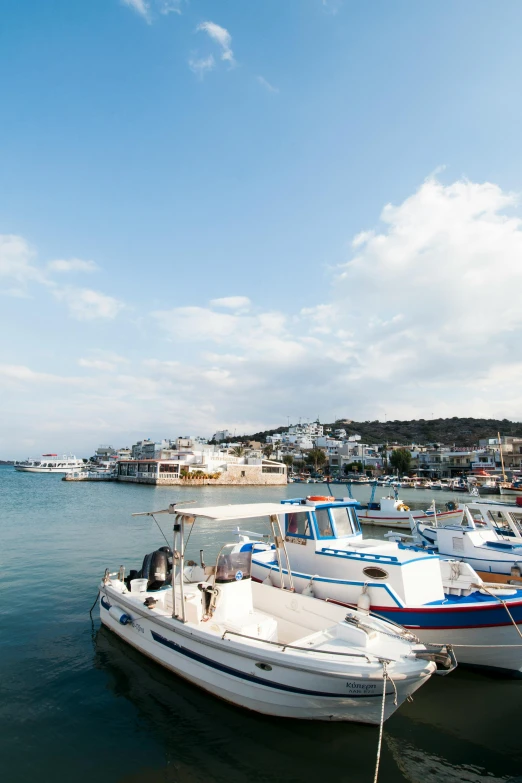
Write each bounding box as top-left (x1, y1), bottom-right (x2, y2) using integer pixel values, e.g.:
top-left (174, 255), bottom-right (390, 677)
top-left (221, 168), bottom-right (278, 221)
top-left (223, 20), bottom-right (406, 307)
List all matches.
top-left (99, 501), bottom-right (446, 724)
top-left (14, 454), bottom-right (85, 474)
top-left (357, 495), bottom-right (463, 529)
top-left (413, 502), bottom-right (522, 586)
top-left (247, 497), bottom-right (522, 676)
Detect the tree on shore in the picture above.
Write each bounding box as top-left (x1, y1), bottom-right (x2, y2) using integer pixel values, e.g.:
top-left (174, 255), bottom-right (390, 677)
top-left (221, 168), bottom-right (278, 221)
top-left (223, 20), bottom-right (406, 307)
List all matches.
top-left (230, 445), bottom-right (245, 457)
top-left (305, 448), bottom-right (327, 473)
top-left (262, 444), bottom-right (274, 459)
top-left (389, 448), bottom-right (412, 475)
top-left (282, 454), bottom-right (294, 471)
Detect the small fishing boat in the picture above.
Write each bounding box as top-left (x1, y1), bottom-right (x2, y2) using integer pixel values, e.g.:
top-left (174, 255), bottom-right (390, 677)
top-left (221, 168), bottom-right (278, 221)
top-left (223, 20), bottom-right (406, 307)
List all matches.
top-left (413, 502), bottom-right (522, 585)
top-left (247, 497), bottom-right (522, 676)
top-left (499, 480), bottom-right (522, 497)
top-left (99, 502), bottom-right (446, 724)
top-left (357, 495), bottom-right (463, 529)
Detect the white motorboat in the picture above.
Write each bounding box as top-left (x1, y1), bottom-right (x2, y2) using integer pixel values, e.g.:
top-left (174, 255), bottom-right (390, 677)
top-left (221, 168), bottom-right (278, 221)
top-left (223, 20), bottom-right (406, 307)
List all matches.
top-left (99, 502), bottom-right (446, 724)
top-left (14, 454), bottom-right (85, 473)
top-left (247, 497), bottom-right (522, 676)
top-left (413, 502), bottom-right (522, 585)
top-left (357, 495), bottom-right (463, 529)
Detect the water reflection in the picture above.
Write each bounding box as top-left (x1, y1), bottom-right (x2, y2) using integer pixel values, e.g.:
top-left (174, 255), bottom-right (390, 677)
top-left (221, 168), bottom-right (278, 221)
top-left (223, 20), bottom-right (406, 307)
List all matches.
top-left (94, 626), bottom-right (521, 783)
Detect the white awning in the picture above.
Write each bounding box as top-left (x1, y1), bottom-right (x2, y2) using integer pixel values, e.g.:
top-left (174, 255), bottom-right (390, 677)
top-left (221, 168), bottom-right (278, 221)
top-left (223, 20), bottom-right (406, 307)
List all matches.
top-left (177, 502), bottom-right (288, 521)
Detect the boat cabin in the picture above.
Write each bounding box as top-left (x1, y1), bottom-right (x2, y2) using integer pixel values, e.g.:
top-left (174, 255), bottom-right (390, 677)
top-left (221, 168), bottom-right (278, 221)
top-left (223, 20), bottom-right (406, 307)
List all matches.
top-left (244, 497), bottom-right (453, 609)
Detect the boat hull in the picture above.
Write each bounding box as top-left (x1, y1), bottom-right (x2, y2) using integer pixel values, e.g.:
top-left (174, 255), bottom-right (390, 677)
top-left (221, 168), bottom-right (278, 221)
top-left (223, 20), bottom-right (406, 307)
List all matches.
top-left (358, 509), bottom-right (463, 529)
top-left (251, 563), bottom-right (522, 676)
top-left (15, 466), bottom-right (75, 473)
top-left (100, 588), bottom-right (431, 723)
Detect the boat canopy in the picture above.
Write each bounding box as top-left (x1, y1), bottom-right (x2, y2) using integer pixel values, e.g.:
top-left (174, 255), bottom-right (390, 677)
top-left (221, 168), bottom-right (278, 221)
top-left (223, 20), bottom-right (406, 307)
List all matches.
top-left (178, 503), bottom-right (287, 521)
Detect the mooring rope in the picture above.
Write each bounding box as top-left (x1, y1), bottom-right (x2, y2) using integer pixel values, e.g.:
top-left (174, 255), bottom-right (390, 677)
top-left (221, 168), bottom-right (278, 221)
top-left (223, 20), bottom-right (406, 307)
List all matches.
top-left (373, 662), bottom-right (398, 783)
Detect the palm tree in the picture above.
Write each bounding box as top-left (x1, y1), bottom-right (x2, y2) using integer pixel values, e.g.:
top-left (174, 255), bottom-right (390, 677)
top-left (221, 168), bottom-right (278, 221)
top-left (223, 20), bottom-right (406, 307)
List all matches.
top-left (305, 448), bottom-right (327, 473)
top-left (262, 444), bottom-right (274, 459)
top-left (230, 445), bottom-right (245, 457)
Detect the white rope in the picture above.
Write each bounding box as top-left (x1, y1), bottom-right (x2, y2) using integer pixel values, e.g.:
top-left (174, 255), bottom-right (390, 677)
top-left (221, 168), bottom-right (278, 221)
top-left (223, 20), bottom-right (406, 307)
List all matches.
top-left (473, 583), bottom-right (522, 640)
top-left (373, 662), bottom-right (387, 783)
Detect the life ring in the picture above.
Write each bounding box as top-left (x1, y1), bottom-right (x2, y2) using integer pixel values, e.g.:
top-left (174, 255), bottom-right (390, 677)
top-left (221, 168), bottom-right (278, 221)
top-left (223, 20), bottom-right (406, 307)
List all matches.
top-left (307, 495), bottom-right (335, 502)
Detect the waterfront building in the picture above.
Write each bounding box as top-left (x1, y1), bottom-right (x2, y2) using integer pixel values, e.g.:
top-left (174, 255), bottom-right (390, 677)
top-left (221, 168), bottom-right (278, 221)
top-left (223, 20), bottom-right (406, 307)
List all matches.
top-left (116, 449), bottom-right (286, 485)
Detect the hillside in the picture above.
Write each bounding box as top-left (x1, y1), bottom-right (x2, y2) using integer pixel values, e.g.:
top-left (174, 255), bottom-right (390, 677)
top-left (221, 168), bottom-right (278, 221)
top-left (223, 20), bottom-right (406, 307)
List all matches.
top-left (242, 418), bottom-right (522, 447)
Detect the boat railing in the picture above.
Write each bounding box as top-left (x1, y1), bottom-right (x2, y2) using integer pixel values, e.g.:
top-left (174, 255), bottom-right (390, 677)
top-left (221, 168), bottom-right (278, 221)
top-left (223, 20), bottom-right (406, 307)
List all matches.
top-left (319, 547), bottom-right (399, 563)
top-left (220, 629), bottom-right (390, 663)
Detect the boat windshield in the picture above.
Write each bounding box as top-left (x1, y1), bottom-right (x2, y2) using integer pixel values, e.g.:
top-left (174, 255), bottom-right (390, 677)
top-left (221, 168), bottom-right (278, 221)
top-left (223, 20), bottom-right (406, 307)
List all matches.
top-left (330, 506), bottom-right (358, 537)
top-left (215, 549), bottom-right (252, 583)
top-left (285, 511), bottom-right (312, 538)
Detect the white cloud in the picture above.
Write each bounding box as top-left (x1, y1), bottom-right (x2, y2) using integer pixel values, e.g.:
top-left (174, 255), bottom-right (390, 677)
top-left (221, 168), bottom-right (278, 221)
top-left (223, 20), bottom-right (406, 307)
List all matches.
top-left (188, 54), bottom-right (215, 77)
top-left (210, 296), bottom-right (251, 311)
top-left (0, 234), bottom-right (43, 293)
top-left (257, 76), bottom-right (279, 94)
top-left (53, 287), bottom-right (125, 320)
top-left (197, 21), bottom-right (235, 65)
top-left (47, 258), bottom-right (98, 273)
top-left (78, 352), bottom-right (130, 371)
top-left (5, 175), bottom-right (522, 459)
top-left (121, 0), bottom-right (150, 22)
top-left (158, 0), bottom-right (182, 14)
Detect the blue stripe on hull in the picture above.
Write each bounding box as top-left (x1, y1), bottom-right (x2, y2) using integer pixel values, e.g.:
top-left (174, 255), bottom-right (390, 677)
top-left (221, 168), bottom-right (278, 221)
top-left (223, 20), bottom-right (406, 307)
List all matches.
top-left (149, 630), bottom-right (387, 698)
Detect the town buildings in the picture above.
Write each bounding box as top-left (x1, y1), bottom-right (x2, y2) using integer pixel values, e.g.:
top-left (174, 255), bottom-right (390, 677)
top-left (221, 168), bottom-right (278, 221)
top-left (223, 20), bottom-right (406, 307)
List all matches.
top-left (91, 423), bottom-right (520, 486)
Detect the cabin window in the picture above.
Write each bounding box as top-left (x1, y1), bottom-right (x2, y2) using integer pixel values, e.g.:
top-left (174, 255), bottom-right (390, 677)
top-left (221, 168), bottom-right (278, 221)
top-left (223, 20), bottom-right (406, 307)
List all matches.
top-left (331, 506), bottom-right (356, 537)
top-left (362, 566), bottom-right (388, 579)
top-left (315, 508), bottom-right (334, 537)
top-left (285, 512), bottom-right (312, 538)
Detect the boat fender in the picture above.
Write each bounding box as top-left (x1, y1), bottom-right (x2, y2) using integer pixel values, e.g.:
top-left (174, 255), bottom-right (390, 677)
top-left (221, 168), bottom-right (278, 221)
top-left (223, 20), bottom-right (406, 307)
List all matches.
top-left (302, 576), bottom-right (316, 597)
top-left (108, 605), bottom-right (131, 625)
top-left (357, 584), bottom-right (371, 614)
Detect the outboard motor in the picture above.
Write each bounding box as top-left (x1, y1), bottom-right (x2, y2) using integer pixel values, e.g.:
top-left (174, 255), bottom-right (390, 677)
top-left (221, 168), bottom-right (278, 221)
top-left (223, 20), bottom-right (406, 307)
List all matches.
top-left (139, 546), bottom-right (173, 590)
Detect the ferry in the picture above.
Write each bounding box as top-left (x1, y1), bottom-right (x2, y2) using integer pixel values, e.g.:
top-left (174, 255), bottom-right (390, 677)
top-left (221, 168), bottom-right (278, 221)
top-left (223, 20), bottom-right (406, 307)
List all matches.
top-left (14, 454), bottom-right (85, 474)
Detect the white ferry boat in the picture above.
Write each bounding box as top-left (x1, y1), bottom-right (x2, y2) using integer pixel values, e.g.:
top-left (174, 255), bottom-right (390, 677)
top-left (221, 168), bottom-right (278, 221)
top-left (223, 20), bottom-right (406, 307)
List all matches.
top-left (14, 454), bottom-right (85, 474)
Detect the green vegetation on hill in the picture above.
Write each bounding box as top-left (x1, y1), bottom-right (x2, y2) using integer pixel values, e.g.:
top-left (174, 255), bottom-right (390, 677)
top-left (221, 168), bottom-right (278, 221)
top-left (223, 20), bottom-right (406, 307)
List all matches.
top-left (239, 418), bottom-right (522, 447)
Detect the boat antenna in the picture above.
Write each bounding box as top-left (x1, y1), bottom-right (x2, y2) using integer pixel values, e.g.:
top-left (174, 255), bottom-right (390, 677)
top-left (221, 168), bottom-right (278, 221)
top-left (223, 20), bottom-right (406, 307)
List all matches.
top-left (498, 431), bottom-right (507, 482)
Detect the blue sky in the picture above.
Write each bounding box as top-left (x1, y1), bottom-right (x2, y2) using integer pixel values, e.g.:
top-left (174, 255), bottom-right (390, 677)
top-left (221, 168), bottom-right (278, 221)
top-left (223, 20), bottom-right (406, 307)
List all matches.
top-left (2, 0), bottom-right (522, 458)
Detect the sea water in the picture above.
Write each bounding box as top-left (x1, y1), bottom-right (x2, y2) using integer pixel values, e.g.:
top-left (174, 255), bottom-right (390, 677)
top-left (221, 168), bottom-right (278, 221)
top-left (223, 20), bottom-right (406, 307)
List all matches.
top-left (1, 465), bottom-right (521, 782)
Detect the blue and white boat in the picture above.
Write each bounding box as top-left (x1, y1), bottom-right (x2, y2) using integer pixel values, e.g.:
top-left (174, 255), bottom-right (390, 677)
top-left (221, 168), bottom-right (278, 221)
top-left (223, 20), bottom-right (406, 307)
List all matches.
top-left (246, 497), bottom-right (522, 676)
top-left (99, 502), bottom-right (444, 725)
top-left (413, 501), bottom-right (522, 585)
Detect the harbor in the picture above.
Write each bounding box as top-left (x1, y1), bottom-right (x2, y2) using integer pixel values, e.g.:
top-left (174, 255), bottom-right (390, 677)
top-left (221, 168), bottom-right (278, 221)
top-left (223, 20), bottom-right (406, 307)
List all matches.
top-left (3, 464), bottom-right (522, 782)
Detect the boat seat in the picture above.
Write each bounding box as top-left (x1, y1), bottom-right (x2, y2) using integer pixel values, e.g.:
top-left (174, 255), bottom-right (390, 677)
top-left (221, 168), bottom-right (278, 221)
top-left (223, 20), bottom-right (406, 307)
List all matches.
top-left (224, 611), bottom-right (278, 643)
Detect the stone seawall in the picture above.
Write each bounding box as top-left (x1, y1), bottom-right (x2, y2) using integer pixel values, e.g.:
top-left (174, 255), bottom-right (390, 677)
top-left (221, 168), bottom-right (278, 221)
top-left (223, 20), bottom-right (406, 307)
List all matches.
top-left (117, 464), bottom-right (286, 486)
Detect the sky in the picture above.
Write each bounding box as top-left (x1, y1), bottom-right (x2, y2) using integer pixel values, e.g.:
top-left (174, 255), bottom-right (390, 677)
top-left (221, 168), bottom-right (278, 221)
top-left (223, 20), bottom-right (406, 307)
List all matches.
top-left (2, 0), bottom-right (522, 458)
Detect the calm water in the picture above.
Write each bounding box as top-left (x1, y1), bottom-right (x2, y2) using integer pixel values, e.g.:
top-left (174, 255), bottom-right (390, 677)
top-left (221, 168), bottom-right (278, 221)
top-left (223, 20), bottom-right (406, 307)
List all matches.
top-left (1, 466), bottom-right (521, 783)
